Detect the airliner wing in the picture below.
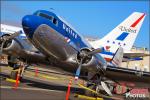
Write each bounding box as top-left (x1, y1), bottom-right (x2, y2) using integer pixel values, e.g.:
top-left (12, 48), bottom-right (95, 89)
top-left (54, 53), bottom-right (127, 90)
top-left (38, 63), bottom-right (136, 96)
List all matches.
top-left (124, 52), bottom-right (150, 58)
top-left (105, 65), bottom-right (150, 84)
top-left (122, 52), bottom-right (150, 62)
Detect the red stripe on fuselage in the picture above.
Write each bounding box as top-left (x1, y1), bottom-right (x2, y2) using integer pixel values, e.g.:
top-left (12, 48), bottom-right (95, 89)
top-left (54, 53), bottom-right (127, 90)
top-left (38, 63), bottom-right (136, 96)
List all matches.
top-left (130, 13), bottom-right (145, 27)
top-left (104, 57), bottom-right (112, 62)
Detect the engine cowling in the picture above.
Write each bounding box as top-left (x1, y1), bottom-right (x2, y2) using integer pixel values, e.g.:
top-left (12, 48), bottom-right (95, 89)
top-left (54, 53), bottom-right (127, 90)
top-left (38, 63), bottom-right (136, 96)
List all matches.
top-left (1, 34), bottom-right (23, 56)
top-left (0, 34), bottom-right (48, 64)
top-left (3, 39), bottom-right (23, 55)
top-left (76, 48), bottom-right (97, 68)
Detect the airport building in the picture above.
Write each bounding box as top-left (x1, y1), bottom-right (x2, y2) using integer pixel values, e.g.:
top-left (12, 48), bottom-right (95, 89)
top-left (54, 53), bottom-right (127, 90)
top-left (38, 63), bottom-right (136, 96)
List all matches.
top-left (0, 54), bottom-right (8, 64)
top-left (121, 46), bottom-right (150, 72)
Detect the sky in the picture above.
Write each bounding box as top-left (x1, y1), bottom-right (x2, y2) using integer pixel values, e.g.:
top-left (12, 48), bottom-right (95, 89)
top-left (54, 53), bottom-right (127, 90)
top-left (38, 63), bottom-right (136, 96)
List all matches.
top-left (1, 1), bottom-right (150, 49)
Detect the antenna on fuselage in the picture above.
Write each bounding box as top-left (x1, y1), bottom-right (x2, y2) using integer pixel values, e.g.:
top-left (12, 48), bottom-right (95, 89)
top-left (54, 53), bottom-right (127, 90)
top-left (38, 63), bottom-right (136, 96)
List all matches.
top-left (49, 8), bottom-right (59, 16)
top-left (50, 8), bottom-right (54, 11)
top-left (49, 8), bottom-right (58, 15)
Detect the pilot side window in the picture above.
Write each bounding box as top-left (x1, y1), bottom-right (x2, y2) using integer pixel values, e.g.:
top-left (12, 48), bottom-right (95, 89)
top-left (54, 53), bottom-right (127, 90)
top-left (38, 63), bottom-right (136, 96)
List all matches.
top-left (53, 18), bottom-right (58, 26)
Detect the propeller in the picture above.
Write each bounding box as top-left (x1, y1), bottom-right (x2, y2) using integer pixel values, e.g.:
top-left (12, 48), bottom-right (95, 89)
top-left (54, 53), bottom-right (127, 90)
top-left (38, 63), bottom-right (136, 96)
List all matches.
top-left (86, 48), bottom-right (103, 56)
top-left (0, 31), bottom-right (20, 55)
top-left (74, 47), bottom-right (113, 96)
top-left (74, 48), bottom-right (104, 81)
top-left (75, 59), bottom-right (83, 80)
top-left (100, 81), bottom-right (112, 96)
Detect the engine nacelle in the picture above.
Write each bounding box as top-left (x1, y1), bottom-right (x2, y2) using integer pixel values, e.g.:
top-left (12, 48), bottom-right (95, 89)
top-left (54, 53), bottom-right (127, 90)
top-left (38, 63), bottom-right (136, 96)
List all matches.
top-left (1, 34), bottom-right (23, 56)
top-left (76, 48), bottom-right (97, 68)
top-left (1, 34), bottom-right (48, 64)
top-left (3, 40), bottom-right (23, 55)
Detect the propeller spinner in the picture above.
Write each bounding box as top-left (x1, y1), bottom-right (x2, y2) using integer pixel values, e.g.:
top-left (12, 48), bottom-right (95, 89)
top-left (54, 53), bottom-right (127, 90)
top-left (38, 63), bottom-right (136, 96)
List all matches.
top-left (75, 48), bottom-right (104, 80)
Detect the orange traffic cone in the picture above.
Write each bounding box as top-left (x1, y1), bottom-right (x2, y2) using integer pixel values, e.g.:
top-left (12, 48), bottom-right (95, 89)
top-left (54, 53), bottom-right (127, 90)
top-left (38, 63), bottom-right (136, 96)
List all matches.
top-left (66, 78), bottom-right (73, 100)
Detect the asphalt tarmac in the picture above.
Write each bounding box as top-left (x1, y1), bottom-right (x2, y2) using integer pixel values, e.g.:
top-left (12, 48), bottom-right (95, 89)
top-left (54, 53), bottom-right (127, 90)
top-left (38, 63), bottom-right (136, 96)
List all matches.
top-left (0, 66), bottom-right (88, 100)
top-left (1, 65), bottom-right (115, 100)
top-left (2, 66), bottom-right (147, 100)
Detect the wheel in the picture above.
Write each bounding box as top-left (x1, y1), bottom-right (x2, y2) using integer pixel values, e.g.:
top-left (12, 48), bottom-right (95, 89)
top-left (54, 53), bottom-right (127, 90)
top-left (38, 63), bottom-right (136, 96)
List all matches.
top-left (84, 83), bottom-right (97, 97)
top-left (10, 70), bottom-right (18, 80)
top-left (8, 62), bottom-right (15, 68)
top-left (10, 70), bottom-right (23, 81)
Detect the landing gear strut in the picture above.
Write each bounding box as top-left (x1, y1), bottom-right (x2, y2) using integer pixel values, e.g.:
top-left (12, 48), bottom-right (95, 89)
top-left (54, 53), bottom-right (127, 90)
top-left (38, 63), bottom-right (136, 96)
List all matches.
top-left (85, 72), bottom-right (113, 97)
top-left (84, 72), bottom-right (99, 96)
top-left (10, 62), bottom-right (25, 81)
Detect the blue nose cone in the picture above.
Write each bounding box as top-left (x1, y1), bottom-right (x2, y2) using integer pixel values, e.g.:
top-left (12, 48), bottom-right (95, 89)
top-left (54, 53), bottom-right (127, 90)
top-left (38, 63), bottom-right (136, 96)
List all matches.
top-left (22, 15), bottom-right (35, 38)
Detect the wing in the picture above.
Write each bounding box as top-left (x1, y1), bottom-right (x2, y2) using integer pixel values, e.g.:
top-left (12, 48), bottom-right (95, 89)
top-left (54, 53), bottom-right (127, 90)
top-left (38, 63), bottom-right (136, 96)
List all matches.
top-left (105, 65), bottom-right (150, 84)
top-left (124, 52), bottom-right (150, 58)
top-left (122, 52), bottom-right (150, 62)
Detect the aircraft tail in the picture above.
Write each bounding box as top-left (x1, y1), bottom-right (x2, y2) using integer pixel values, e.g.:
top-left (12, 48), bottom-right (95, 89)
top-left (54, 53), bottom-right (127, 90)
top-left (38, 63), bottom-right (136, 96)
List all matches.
top-left (111, 47), bottom-right (124, 67)
top-left (90, 12), bottom-right (146, 53)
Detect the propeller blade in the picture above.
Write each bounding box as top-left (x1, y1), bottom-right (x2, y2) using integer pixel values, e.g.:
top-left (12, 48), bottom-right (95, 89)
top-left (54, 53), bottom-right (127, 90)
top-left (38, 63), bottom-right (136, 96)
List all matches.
top-left (6, 31), bottom-right (20, 40)
top-left (101, 81), bottom-right (112, 96)
top-left (0, 41), bottom-right (6, 55)
top-left (87, 48), bottom-right (104, 56)
top-left (0, 31), bottom-right (20, 42)
top-left (75, 59), bottom-right (83, 80)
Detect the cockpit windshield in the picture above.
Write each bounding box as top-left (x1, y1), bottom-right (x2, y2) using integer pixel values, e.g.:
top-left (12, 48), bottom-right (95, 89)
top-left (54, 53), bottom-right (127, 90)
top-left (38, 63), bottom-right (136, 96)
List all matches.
top-left (34, 11), bottom-right (58, 26)
top-left (36, 12), bottom-right (53, 21)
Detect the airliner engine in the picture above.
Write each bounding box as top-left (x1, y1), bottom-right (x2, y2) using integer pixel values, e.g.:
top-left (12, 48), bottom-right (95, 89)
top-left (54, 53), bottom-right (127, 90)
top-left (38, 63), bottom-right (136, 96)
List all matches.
top-left (0, 34), bottom-right (48, 63)
top-left (76, 47), bottom-right (106, 72)
top-left (76, 48), bottom-right (97, 67)
top-left (1, 36), bottom-right (23, 56)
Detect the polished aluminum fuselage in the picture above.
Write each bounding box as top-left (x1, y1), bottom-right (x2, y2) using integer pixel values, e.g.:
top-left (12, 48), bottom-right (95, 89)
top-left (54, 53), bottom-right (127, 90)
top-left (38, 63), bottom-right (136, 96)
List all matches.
top-left (31, 24), bottom-right (101, 73)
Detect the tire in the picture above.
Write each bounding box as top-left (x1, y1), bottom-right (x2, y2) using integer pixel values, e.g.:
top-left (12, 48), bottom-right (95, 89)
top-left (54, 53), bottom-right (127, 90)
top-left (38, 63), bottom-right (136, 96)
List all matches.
top-left (10, 70), bottom-right (18, 80)
top-left (10, 70), bottom-right (23, 81)
top-left (84, 84), bottom-right (97, 97)
top-left (8, 62), bottom-right (15, 68)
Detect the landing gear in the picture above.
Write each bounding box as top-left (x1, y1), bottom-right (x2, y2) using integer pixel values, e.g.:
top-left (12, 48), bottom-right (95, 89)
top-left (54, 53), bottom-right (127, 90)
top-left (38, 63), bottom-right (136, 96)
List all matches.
top-left (10, 70), bottom-right (18, 80)
top-left (84, 72), bottom-right (113, 97)
top-left (10, 62), bottom-right (25, 81)
top-left (84, 72), bottom-right (99, 96)
top-left (85, 82), bottom-right (97, 96)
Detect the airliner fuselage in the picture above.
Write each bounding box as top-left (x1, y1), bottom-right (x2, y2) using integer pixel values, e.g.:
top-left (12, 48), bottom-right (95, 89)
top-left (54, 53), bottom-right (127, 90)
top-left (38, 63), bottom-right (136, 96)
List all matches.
top-left (22, 10), bottom-right (106, 74)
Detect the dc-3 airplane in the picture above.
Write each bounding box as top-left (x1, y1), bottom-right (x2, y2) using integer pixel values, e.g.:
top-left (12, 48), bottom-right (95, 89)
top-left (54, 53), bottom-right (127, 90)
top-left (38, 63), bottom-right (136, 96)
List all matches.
top-left (0, 10), bottom-right (150, 96)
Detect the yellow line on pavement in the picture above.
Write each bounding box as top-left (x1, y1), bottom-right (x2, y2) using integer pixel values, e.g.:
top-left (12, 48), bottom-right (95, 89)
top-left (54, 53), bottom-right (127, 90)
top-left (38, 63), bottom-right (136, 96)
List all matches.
top-left (78, 83), bottom-right (97, 94)
top-left (0, 86), bottom-right (63, 92)
top-left (25, 71), bottom-right (60, 80)
top-left (2, 66), bottom-right (73, 81)
top-left (6, 78), bottom-right (20, 83)
top-left (74, 94), bottom-right (103, 100)
top-left (40, 74), bottom-right (59, 80)
top-left (77, 83), bottom-right (123, 100)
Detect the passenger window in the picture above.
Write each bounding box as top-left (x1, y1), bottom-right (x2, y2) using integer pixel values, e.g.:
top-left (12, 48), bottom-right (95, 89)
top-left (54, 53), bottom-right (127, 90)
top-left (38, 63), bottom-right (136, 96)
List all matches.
top-left (53, 18), bottom-right (58, 25)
